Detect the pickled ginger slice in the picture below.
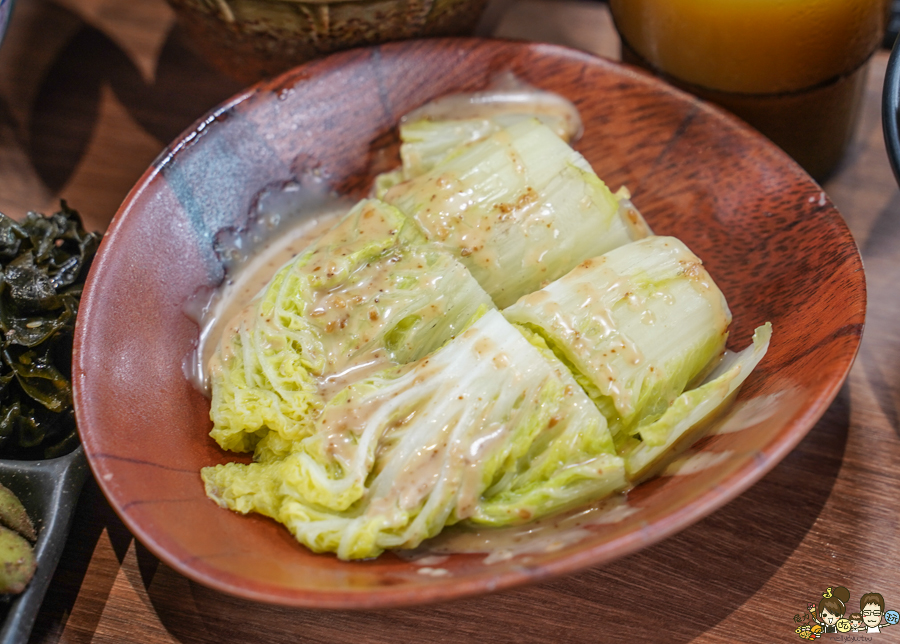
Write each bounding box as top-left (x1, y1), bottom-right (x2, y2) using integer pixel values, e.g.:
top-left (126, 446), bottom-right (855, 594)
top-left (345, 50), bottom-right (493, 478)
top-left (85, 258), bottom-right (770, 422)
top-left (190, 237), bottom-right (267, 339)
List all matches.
top-left (202, 310), bottom-right (625, 560)
top-left (503, 235), bottom-right (732, 441)
top-left (208, 198), bottom-right (494, 455)
top-left (383, 118), bottom-right (650, 308)
top-left (622, 322), bottom-right (772, 481)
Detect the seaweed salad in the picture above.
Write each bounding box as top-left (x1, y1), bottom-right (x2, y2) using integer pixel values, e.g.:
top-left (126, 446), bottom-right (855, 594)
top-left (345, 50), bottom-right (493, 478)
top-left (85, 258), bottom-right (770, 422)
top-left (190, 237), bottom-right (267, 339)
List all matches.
top-left (0, 202), bottom-right (100, 460)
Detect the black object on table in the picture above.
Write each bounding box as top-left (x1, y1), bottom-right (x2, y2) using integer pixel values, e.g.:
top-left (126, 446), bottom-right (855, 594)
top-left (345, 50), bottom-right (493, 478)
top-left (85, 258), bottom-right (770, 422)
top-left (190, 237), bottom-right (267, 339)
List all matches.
top-left (0, 448), bottom-right (89, 643)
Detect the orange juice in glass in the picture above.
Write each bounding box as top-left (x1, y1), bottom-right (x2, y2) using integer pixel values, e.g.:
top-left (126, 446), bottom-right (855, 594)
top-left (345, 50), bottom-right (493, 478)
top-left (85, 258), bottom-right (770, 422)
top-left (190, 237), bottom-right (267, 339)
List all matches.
top-left (609, 0), bottom-right (889, 180)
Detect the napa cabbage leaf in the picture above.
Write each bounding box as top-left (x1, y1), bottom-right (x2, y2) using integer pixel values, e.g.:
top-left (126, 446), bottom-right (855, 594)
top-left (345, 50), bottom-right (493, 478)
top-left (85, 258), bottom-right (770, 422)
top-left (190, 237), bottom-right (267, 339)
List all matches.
top-left (208, 198), bottom-right (493, 455)
top-left (203, 310), bottom-right (625, 559)
top-left (622, 322), bottom-right (772, 480)
top-left (383, 119), bottom-right (650, 308)
top-left (503, 235), bottom-right (733, 442)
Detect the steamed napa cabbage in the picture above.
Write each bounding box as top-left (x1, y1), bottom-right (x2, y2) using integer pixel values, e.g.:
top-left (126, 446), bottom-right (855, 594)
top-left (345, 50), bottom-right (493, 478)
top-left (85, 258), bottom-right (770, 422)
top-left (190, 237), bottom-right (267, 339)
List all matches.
top-left (621, 322), bottom-right (772, 480)
top-left (503, 235), bottom-right (733, 442)
top-left (397, 113), bottom-right (580, 181)
top-left (389, 85), bottom-right (583, 183)
top-left (203, 105), bottom-right (772, 560)
top-left (383, 119), bottom-right (650, 308)
top-left (208, 198), bottom-right (493, 456)
top-left (503, 235), bottom-right (773, 479)
top-left (373, 92), bottom-right (582, 198)
top-left (202, 310), bottom-right (626, 560)
top-left (372, 115), bottom-right (582, 198)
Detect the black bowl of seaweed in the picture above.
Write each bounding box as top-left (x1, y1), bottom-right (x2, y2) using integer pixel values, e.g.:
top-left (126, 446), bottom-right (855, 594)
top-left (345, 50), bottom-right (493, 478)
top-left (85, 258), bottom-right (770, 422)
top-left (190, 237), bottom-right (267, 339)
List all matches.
top-left (0, 203), bottom-right (99, 642)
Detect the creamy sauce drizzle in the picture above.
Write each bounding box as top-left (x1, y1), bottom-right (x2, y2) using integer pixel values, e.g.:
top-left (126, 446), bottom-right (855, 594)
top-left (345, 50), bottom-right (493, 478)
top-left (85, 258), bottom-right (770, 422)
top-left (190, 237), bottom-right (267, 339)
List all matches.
top-left (189, 87), bottom-right (658, 560)
top-left (399, 494), bottom-right (637, 564)
top-left (191, 81), bottom-right (582, 394)
top-left (507, 238), bottom-right (731, 421)
top-left (662, 449), bottom-right (734, 477)
top-left (186, 177), bottom-right (352, 393)
top-left (712, 389), bottom-right (797, 435)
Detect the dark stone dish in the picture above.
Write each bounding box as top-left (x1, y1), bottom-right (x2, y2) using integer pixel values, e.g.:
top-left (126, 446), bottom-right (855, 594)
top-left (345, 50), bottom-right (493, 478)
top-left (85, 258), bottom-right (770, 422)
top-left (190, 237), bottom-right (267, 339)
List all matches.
top-left (0, 447), bottom-right (88, 643)
top-left (883, 33), bottom-right (900, 187)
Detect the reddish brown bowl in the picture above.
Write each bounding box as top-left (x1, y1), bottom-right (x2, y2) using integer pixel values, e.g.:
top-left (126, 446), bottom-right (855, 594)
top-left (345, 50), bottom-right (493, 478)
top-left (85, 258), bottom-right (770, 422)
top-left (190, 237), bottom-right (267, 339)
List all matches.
top-left (73, 39), bottom-right (865, 609)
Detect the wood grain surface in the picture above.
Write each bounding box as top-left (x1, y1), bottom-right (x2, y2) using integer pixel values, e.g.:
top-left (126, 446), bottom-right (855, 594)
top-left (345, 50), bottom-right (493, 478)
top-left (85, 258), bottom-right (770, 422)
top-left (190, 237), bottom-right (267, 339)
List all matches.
top-left (0, 0), bottom-right (896, 641)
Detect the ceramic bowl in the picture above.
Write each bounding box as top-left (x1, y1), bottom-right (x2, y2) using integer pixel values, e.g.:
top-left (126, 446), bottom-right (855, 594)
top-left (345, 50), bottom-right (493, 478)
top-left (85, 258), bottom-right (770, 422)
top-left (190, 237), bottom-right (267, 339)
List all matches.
top-left (166, 0), bottom-right (488, 83)
top-left (73, 39), bottom-right (865, 609)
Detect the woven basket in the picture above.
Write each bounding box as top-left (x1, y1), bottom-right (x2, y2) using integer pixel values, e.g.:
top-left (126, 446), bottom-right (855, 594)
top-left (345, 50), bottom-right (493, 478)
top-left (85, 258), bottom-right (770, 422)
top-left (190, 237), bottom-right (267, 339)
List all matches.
top-left (167, 0), bottom-right (488, 83)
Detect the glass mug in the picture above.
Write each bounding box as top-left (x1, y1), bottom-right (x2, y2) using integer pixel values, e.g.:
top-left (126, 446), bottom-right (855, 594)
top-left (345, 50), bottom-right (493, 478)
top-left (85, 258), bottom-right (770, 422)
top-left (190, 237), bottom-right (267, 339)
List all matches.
top-left (609, 0), bottom-right (890, 181)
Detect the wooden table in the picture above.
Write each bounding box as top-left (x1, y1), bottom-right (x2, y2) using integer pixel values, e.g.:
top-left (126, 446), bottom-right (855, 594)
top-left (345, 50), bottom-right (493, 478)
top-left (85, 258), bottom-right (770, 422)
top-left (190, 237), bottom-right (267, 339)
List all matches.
top-left (3, 0), bottom-right (897, 641)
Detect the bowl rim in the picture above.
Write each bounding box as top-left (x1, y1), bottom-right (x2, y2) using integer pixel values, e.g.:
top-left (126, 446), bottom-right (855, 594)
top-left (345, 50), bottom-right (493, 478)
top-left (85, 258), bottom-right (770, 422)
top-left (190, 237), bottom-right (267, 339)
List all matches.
top-left (74, 37), bottom-right (866, 609)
